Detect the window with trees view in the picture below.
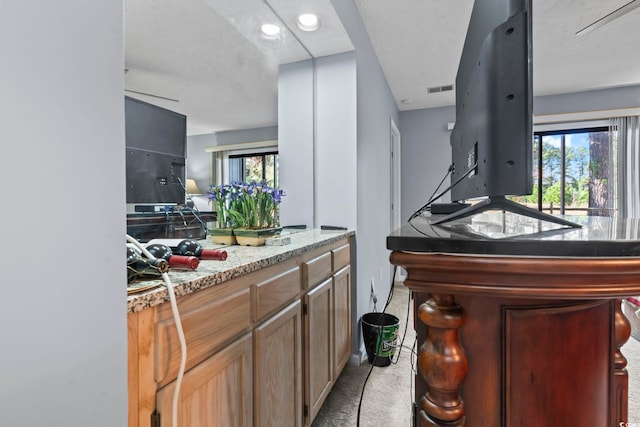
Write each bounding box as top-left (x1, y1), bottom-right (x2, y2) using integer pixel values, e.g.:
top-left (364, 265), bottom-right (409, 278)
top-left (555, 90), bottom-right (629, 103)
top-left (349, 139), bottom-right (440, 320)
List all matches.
top-left (512, 127), bottom-right (617, 216)
top-left (228, 152), bottom-right (278, 187)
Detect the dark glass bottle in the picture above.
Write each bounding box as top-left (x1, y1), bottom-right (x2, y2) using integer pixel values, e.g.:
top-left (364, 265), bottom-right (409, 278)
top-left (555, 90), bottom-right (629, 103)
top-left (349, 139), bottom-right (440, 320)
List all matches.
top-left (149, 239), bottom-right (228, 261)
top-left (127, 246), bottom-right (169, 282)
top-left (145, 243), bottom-right (200, 270)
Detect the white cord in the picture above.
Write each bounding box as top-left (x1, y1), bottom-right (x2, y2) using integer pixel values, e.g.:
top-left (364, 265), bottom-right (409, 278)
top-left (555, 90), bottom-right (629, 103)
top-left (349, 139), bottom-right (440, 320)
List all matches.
top-left (127, 235), bottom-right (187, 427)
top-left (160, 271), bottom-right (187, 427)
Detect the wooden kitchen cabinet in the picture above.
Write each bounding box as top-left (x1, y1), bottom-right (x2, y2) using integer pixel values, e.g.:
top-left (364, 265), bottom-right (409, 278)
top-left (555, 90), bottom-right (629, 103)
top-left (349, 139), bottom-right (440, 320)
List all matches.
top-left (301, 242), bottom-right (352, 426)
top-left (128, 234), bottom-right (353, 427)
top-left (331, 242), bottom-right (351, 378)
top-left (332, 265), bottom-right (351, 376)
top-left (254, 300), bottom-right (302, 427)
top-left (304, 278), bottom-right (334, 424)
top-left (156, 333), bottom-right (253, 427)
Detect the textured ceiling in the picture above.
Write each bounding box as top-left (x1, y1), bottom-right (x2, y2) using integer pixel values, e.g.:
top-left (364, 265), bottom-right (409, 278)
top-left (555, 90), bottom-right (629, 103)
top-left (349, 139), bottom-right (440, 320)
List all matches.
top-left (125, 0), bottom-right (640, 135)
top-left (125, 0), bottom-right (352, 135)
top-left (355, 0), bottom-right (640, 110)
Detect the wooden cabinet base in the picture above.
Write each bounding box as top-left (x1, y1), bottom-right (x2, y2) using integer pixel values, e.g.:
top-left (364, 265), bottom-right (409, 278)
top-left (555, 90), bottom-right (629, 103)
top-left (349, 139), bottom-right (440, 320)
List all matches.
top-left (128, 237), bottom-right (352, 427)
top-left (392, 252), bottom-right (635, 427)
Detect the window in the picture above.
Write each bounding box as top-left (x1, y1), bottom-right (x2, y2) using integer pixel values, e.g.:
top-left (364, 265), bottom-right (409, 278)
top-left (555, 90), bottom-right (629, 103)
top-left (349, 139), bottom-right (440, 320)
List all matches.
top-left (514, 126), bottom-right (617, 216)
top-left (207, 141), bottom-right (279, 189)
top-left (228, 152), bottom-right (279, 187)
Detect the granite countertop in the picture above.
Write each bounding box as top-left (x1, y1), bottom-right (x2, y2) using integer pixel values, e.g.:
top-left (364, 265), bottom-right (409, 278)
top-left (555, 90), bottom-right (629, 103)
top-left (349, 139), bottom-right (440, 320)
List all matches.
top-left (127, 228), bottom-right (355, 314)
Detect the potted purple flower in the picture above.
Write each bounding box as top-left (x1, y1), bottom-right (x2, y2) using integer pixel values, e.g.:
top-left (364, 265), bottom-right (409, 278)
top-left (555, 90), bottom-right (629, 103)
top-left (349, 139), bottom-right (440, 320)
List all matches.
top-left (208, 180), bottom-right (285, 246)
top-left (207, 183), bottom-right (236, 245)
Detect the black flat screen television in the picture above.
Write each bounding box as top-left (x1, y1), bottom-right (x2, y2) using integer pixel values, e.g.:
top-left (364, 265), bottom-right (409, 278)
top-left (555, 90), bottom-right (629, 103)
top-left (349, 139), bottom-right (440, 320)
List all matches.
top-left (125, 96), bottom-right (187, 205)
top-left (435, 0), bottom-right (579, 228)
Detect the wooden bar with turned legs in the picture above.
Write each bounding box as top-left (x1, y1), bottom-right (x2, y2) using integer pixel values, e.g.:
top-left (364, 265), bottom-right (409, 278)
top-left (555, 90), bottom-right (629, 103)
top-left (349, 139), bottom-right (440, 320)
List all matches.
top-left (391, 252), bottom-right (640, 427)
top-left (388, 215), bottom-right (640, 427)
top-left (417, 294), bottom-right (467, 426)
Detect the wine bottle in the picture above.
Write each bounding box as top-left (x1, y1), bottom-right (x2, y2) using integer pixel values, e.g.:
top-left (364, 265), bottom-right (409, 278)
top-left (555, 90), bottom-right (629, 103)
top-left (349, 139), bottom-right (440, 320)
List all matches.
top-left (145, 243), bottom-right (199, 270)
top-left (148, 238), bottom-right (228, 261)
top-left (127, 246), bottom-right (169, 282)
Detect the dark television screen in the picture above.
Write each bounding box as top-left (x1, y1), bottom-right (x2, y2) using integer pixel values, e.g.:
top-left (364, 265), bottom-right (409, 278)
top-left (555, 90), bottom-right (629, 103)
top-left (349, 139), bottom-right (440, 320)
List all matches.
top-left (437, 0), bottom-right (579, 228)
top-left (125, 96), bottom-right (187, 204)
top-left (449, 0), bottom-right (532, 203)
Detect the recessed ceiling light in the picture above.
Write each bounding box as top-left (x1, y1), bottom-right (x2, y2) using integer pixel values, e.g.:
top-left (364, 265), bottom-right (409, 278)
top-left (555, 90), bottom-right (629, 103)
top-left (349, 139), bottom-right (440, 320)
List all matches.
top-left (296, 13), bottom-right (321, 32)
top-left (260, 23), bottom-right (281, 40)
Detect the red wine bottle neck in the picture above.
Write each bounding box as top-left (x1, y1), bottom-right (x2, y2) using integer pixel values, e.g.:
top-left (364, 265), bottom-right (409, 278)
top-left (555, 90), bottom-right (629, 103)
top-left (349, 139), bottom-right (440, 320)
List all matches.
top-left (167, 255), bottom-right (199, 270)
top-left (198, 249), bottom-right (227, 261)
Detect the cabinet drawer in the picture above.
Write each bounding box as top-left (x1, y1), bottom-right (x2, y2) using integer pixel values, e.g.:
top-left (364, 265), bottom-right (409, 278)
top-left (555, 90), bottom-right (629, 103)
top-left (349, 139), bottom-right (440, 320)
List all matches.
top-left (252, 266), bottom-right (300, 322)
top-left (155, 286), bottom-right (251, 387)
top-left (331, 244), bottom-right (350, 272)
top-left (302, 252), bottom-right (332, 290)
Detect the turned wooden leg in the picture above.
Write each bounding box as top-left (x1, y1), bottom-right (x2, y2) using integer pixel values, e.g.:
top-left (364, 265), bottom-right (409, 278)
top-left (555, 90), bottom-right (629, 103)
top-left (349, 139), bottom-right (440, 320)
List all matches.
top-left (416, 294), bottom-right (468, 427)
top-left (613, 298), bottom-right (631, 425)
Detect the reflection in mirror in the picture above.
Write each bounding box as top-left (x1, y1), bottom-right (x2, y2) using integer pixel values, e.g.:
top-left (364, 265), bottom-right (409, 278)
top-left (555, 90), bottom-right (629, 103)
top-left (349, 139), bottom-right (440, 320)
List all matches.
top-left (124, 0), bottom-right (295, 135)
top-left (124, 0), bottom-right (353, 212)
top-left (125, 0), bottom-right (352, 133)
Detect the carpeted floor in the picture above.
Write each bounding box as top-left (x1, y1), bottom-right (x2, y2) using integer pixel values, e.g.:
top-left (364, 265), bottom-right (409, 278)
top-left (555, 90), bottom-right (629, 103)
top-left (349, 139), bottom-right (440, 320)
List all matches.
top-left (312, 283), bottom-right (640, 427)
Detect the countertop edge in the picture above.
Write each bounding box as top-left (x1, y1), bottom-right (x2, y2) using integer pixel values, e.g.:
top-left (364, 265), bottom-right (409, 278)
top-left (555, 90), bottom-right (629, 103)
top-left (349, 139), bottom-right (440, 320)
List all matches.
top-left (127, 229), bottom-right (355, 314)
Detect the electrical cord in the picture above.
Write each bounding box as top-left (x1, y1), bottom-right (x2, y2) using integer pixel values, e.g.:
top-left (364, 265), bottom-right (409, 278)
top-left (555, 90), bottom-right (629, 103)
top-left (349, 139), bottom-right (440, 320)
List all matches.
top-left (408, 163), bottom-right (478, 222)
top-left (389, 287), bottom-right (413, 365)
top-left (356, 266), bottom-right (398, 427)
top-left (127, 234), bottom-right (187, 427)
top-left (175, 176), bottom-right (207, 233)
top-left (408, 164), bottom-right (453, 222)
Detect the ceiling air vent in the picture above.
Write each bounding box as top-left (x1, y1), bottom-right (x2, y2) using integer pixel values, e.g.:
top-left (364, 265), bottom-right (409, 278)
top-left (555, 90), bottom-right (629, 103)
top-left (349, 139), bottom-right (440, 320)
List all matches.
top-left (427, 84), bottom-right (454, 94)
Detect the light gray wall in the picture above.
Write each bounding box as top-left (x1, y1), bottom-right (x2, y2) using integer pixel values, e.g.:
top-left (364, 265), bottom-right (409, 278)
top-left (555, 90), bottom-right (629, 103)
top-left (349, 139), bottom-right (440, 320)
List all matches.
top-left (278, 54), bottom-right (358, 230)
top-left (189, 126), bottom-right (278, 148)
top-left (331, 0), bottom-right (401, 361)
top-left (187, 126), bottom-right (278, 192)
top-left (278, 60), bottom-right (315, 228)
top-left (399, 84), bottom-right (640, 221)
top-left (399, 106), bottom-right (457, 220)
top-left (316, 53), bottom-right (358, 229)
top-left (534, 84), bottom-right (640, 116)
top-left (0, 1), bottom-right (127, 426)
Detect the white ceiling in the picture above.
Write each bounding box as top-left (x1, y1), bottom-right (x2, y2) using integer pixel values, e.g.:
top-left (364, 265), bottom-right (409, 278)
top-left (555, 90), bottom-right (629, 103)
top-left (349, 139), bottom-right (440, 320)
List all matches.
top-left (124, 0), bottom-right (353, 135)
top-left (125, 0), bottom-right (640, 136)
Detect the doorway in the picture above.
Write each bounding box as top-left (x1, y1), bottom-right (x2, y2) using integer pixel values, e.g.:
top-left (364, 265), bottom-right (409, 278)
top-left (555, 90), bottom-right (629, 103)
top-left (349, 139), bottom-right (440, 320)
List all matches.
top-left (390, 118), bottom-right (406, 281)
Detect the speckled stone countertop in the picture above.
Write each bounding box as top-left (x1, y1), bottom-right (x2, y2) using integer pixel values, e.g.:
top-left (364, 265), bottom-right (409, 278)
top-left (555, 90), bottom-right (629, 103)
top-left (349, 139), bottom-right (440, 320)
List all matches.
top-left (127, 229), bottom-right (355, 314)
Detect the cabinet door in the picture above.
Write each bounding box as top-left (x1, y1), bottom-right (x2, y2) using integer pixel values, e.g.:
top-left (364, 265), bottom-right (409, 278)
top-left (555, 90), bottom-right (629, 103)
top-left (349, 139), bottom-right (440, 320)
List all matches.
top-left (304, 278), bottom-right (333, 425)
top-left (333, 265), bottom-right (351, 376)
top-left (254, 300), bottom-right (303, 427)
top-left (156, 332), bottom-right (253, 427)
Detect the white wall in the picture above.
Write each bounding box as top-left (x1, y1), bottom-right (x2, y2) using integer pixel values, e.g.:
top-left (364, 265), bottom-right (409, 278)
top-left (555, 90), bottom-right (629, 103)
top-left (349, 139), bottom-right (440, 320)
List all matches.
top-left (278, 60), bottom-right (315, 228)
top-left (316, 53), bottom-right (358, 229)
top-left (278, 54), bottom-right (358, 230)
top-left (331, 0), bottom-right (401, 362)
top-left (0, 1), bottom-right (127, 426)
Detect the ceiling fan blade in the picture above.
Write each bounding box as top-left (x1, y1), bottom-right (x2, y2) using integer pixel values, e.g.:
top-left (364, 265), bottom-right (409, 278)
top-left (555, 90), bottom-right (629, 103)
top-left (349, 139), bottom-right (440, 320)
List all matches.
top-left (124, 89), bottom-right (180, 103)
top-left (576, 0), bottom-right (640, 35)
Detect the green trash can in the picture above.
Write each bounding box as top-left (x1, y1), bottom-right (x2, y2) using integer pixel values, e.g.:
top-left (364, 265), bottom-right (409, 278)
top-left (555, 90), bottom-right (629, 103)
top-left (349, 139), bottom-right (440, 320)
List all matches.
top-left (361, 312), bottom-right (400, 367)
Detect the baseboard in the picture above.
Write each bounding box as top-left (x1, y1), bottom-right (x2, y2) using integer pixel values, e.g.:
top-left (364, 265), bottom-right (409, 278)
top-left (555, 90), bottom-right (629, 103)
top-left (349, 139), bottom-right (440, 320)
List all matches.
top-left (349, 346), bottom-right (368, 366)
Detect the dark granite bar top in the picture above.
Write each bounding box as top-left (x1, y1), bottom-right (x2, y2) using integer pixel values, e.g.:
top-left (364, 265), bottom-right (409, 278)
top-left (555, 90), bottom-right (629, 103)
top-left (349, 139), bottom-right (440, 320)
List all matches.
top-left (388, 212), bottom-right (640, 257)
top-left (127, 228), bottom-right (355, 314)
